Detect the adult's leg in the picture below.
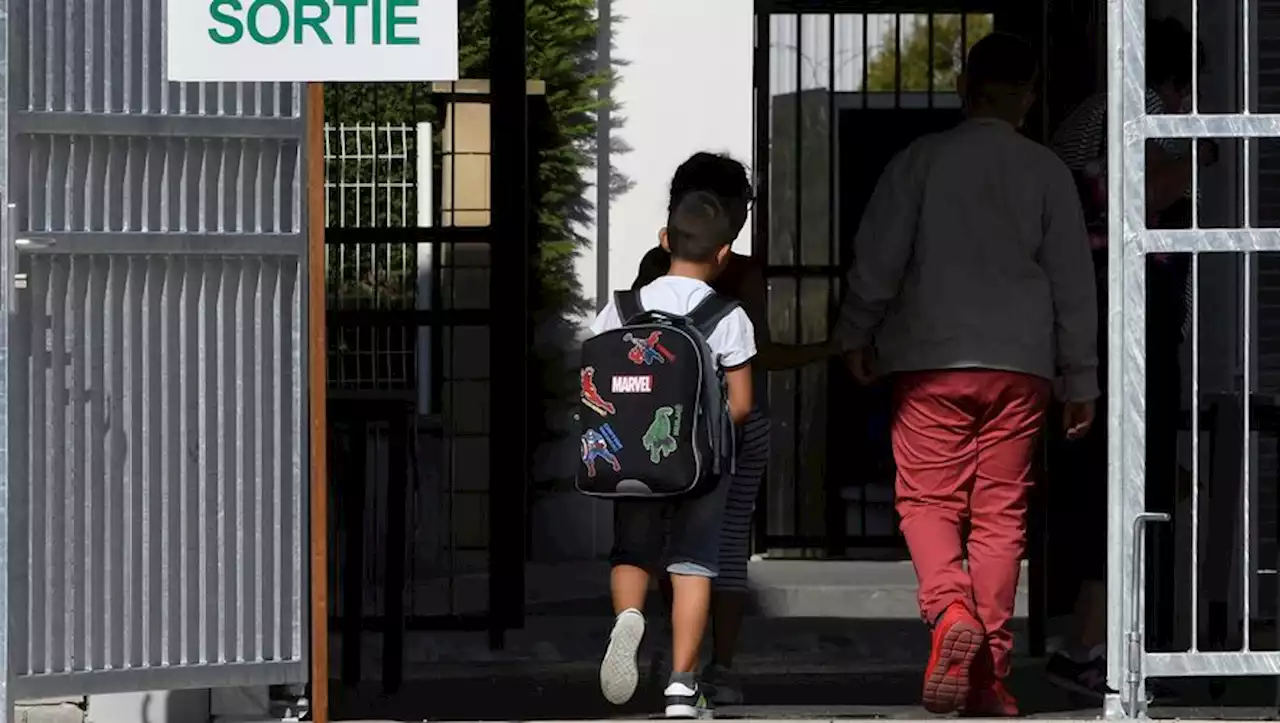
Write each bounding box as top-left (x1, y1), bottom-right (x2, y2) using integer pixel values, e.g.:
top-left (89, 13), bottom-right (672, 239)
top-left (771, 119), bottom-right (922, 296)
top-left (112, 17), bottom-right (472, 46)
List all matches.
top-left (893, 370), bottom-right (985, 714)
top-left (1044, 254), bottom-right (1111, 698)
top-left (893, 371), bottom-right (979, 622)
top-left (967, 371), bottom-right (1050, 678)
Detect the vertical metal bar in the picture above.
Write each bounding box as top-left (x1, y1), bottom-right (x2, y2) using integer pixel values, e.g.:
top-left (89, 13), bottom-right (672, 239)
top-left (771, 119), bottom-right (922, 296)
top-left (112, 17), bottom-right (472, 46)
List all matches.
top-left (1188, 0), bottom-right (1201, 652)
top-left (489, 0), bottom-right (529, 646)
top-left (792, 12), bottom-right (803, 541)
top-left (857, 13), bottom-right (868, 543)
top-left (1241, 0), bottom-right (1254, 651)
top-left (752, 6), bottom-right (772, 553)
top-left (597, 0), bottom-right (613, 311)
top-left (382, 409), bottom-right (408, 692)
top-left (415, 123), bottom-right (434, 415)
top-left (1244, 0), bottom-right (1251, 116)
top-left (927, 15), bottom-right (935, 108)
top-left (432, 103), bottom-right (445, 418)
top-left (1243, 251), bottom-right (1253, 652)
top-left (1191, 0), bottom-right (1199, 116)
top-left (1190, 251), bottom-right (1200, 652)
top-left (861, 16), bottom-right (868, 109)
top-left (339, 415), bottom-right (364, 686)
top-left (1104, 0), bottom-right (1137, 707)
top-left (0, 188), bottom-right (12, 723)
top-left (824, 11), bottom-right (843, 555)
top-left (893, 14), bottom-right (902, 105)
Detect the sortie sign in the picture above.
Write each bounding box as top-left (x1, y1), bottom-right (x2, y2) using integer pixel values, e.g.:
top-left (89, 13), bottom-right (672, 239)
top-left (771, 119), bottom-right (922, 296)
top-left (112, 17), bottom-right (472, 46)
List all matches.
top-left (167, 0), bottom-right (458, 82)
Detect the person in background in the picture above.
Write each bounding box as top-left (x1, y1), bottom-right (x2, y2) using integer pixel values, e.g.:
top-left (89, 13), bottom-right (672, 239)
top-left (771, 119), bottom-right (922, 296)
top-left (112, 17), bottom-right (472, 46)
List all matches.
top-left (633, 152), bottom-right (842, 705)
top-left (590, 189), bottom-right (757, 719)
top-left (1045, 14), bottom-right (1213, 698)
top-left (836, 33), bottom-right (1098, 716)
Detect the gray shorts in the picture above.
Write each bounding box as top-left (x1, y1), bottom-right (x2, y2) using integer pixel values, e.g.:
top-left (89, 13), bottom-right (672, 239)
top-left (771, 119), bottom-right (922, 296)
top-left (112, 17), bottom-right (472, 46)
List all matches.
top-left (609, 474), bottom-right (730, 578)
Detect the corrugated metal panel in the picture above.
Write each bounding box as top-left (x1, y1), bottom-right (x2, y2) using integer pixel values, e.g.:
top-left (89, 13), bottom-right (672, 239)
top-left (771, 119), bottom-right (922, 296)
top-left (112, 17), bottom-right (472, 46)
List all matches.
top-left (3, 0), bottom-right (309, 698)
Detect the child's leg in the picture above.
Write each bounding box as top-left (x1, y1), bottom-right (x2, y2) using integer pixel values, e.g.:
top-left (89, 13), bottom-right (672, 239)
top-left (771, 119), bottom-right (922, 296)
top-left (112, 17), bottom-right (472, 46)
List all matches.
top-left (666, 474), bottom-right (732, 672)
top-left (612, 565), bottom-right (650, 614)
top-left (610, 499), bottom-right (666, 610)
top-left (601, 500), bottom-right (666, 705)
top-left (669, 574), bottom-right (712, 673)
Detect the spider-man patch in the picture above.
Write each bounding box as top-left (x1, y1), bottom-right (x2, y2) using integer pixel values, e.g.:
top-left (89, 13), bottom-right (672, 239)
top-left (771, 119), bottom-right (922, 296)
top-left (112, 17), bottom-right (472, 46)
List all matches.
top-left (623, 330), bottom-right (676, 366)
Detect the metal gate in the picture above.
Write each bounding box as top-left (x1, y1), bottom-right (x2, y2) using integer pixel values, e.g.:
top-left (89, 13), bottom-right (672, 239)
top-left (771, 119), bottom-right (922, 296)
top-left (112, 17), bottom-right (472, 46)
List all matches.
top-left (0, 0), bottom-right (309, 710)
top-left (754, 1), bottom-right (996, 552)
top-left (1107, 0), bottom-right (1280, 716)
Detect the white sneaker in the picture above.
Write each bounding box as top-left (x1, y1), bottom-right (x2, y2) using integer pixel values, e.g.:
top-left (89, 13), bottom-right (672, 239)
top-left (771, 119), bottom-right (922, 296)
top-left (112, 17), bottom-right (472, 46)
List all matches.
top-left (600, 608), bottom-right (646, 705)
top-left (664, 677), bottom-right (713, 718)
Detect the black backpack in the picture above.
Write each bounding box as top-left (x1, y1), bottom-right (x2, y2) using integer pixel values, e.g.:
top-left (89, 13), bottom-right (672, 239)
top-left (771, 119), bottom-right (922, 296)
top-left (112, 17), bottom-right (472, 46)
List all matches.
top-left (575, 290), bottom-right (739, 499)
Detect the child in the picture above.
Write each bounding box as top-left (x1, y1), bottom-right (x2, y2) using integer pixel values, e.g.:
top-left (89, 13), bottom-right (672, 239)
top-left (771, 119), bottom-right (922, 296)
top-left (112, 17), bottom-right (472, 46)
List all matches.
top-left (588, 190), bottom-right (756, 718)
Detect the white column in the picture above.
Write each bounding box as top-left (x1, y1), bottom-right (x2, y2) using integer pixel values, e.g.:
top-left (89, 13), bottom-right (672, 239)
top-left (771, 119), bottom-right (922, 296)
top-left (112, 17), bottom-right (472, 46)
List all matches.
top-left (416, 122), bottom-right (435, 414)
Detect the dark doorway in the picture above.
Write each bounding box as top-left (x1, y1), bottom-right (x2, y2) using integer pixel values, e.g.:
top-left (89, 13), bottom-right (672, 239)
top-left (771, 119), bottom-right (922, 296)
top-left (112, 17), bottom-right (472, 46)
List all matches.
top-left (754, 6), bottom-right (997, 555)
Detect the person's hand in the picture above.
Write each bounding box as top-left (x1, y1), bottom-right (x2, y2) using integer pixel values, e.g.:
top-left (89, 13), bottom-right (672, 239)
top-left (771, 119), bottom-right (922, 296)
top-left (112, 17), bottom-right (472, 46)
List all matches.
top-left (844, 348), bottom-right (876, 385)
top-left (1197, 138), bottom-right (1219, 167)
top-left (1063, 400), bottom-right (1096, 440)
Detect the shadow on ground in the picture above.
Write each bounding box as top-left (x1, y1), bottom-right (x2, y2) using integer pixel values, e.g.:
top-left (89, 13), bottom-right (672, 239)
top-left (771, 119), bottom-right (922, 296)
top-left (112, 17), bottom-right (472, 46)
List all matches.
top-left (329, 616), bottom-right (1280, 720)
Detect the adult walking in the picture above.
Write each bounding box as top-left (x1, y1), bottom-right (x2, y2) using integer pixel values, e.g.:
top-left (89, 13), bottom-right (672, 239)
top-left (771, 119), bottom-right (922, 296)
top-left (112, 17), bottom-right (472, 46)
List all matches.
top-left (633, 152), bottom-right (840, 704)
top-left (835, 34), bottom-right (1098, 716)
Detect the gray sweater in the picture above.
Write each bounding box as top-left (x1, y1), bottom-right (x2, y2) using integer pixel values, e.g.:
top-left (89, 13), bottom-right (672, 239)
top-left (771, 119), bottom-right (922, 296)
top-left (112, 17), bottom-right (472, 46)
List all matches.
top-left (835, 117), bottom-right (1100, 402)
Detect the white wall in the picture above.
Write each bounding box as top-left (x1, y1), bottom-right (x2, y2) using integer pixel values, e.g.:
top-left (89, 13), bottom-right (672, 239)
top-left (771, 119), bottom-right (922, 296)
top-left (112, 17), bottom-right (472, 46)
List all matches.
top-left (575, 0), bottom-right (755, 316)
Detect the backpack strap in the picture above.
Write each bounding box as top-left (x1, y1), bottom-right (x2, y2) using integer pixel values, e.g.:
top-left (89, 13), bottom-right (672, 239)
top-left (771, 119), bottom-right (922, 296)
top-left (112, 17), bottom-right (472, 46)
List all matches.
top-left (687, 293), bottom-right (740, 337)
top-left (614, 290), bottom-right (644, 324)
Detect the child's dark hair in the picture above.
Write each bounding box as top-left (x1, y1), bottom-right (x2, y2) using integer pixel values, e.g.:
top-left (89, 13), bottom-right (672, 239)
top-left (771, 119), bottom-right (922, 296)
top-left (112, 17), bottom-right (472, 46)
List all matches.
top-left (669, 153), bottom-right (752, 236)
top-left (666, 190), bottom-right (735, 263)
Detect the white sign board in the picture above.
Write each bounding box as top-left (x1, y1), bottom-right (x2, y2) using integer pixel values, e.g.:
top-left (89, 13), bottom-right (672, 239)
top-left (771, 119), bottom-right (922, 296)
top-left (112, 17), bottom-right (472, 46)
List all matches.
top-left (167, 0), bottom-right (459, 82)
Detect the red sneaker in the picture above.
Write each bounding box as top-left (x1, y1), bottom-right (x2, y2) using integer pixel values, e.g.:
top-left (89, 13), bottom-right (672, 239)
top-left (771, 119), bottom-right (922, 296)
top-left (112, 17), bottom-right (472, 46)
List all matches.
top-left (965, 678), bottom-right (1019, 717)
top-left (964, 642), bottom-right (1019, 717)
top-left (922, 603), bottom-right (983, 714)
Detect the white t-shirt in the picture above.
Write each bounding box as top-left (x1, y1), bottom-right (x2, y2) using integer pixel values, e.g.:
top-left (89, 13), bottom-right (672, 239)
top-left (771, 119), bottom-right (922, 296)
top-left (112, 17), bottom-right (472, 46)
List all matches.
top-left (589, 275), bottom-right (757, 369)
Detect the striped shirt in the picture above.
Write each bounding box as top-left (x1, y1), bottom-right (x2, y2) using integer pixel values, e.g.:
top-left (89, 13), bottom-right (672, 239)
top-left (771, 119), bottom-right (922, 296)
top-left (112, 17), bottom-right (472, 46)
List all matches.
top-left (1051, 89), bottom-right (1175, 169)
top-left (1050, 90), bottom-right (1194, 336)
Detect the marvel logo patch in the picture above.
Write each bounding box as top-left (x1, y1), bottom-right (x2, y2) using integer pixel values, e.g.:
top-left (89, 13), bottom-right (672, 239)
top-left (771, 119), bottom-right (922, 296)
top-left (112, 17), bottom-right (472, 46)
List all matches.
top-left (611, 375), bottom-right (653, 393)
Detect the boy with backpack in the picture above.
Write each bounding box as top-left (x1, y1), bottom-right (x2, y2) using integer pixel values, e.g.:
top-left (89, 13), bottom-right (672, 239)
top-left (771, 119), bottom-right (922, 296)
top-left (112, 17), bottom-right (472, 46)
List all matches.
top-left (579, 189), bottom-right (756, 718)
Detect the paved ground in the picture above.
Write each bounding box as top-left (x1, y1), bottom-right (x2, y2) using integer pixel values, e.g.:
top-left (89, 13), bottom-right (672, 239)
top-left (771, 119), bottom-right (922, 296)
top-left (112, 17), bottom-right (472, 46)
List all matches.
top-left (330, 561), bottom-right (1279, 721)
top-left (330, 664), bottom-right (1280, 721)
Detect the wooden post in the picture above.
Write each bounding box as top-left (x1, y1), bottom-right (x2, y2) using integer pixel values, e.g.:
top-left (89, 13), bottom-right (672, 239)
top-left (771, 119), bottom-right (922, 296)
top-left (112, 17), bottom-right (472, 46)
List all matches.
top-left (306, 81), bottom-right (330, 723)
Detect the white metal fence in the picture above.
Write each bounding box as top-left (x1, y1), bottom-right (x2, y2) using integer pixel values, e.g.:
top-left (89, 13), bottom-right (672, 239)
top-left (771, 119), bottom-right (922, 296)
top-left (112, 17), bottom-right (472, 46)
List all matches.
top-left (325, 123), bottom-right (431, 395)
top-left (1108, 0), bottom-right (1280, 716)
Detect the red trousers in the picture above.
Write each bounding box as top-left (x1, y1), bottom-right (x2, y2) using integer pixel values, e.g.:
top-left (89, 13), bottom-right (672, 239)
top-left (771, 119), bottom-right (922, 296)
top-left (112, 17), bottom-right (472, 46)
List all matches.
top-left (892, 369), bottom-right (1049, 677)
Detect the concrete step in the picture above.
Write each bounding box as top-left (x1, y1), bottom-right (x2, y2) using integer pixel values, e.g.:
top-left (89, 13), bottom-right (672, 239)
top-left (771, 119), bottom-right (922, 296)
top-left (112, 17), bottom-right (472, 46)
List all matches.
top-left (389, 559), bottom-right (1028, 619)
